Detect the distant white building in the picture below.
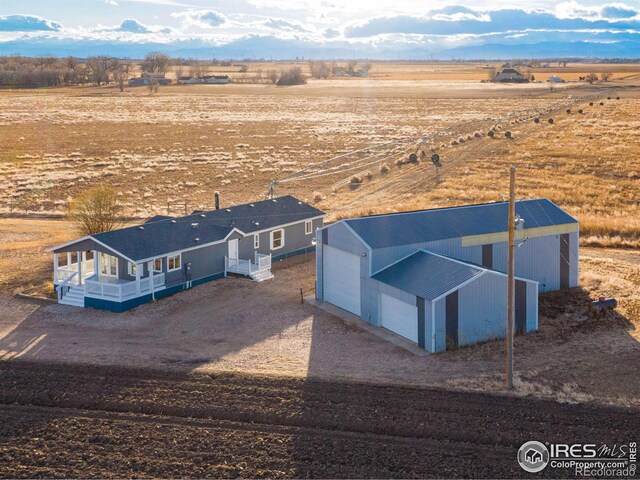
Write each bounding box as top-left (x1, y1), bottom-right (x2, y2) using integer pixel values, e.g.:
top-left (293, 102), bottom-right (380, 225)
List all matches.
top-left (178, 76), bottom-right (200, 84)
top-left (547, 75), bottom-right (564, 83)
top-left (200, 75), bottom-right (230, 84)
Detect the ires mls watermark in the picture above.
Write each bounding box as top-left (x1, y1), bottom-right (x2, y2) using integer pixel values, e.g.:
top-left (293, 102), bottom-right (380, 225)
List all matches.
top-left (518, 441), bottom-right (637, 476)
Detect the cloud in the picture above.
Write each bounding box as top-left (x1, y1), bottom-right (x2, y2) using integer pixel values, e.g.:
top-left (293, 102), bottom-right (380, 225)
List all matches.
top-left (0, 15), bottom-right (62, 32)
top-left (323, 28), bottom-right (341, 38)
top-left (172, 9), bottom-right (227, 28)
top-left (116, 19), bottom-right (151, 33)
top-left (344, 4), bottom-right (640, 38)
top-left (105, 0), bottom-right (118, 5)
top-left (262, 18), bottom-right (309, 32)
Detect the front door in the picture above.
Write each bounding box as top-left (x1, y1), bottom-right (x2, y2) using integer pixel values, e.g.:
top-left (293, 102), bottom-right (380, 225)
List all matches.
top-left (228, 239), bottom-right (239, 260)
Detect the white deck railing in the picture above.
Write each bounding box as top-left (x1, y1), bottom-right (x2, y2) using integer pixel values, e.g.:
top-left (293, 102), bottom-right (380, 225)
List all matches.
top-left (55, 271), bottom-right (78, 301)
top-left (85, 273), bottom-right (165, 301)
top-left (225, 253), bottom-right (272, 277)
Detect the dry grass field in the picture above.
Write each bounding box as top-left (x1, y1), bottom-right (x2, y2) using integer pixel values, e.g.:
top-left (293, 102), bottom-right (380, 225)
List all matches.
top-left (0, 62), bottom-right (639, 292)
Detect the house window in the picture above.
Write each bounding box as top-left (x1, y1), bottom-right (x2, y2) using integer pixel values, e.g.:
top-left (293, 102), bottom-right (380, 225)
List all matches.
top-left (168, 254), bottom-right (181, 272)
top-left (270, 229), bottom-right (284, 250)
top-left (99, 253), bottom-right (118, 277)
top-left (254, 234), bottom-right (260, 249)
top-left (128, 262), bottom-right (137, 277)
top-left (305, 220), bottom-right (313, 235)
top-left (153, 258), bottom-right (163, 272)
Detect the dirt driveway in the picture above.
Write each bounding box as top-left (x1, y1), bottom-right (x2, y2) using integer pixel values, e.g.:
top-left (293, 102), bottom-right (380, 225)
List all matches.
top-left (1, 251), bottom-right (639, 407)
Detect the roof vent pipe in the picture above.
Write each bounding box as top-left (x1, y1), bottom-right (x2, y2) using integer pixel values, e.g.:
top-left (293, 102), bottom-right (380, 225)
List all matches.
top-left (214, 191), bottom-right (220, 210)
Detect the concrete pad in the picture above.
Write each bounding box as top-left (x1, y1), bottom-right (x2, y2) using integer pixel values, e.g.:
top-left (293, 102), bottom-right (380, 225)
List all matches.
top-left (305, 296), bottom-right (429, 356)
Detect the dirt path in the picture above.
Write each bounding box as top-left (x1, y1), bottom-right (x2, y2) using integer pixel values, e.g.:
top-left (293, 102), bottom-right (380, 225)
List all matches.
top-left (0, 361), bottom-right (637, 478)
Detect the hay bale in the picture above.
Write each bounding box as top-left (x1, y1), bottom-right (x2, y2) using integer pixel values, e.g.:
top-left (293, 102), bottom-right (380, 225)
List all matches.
top-left (364, 170), bottom-right (373, 180)
top-left (578, 109), bottom-right (583, 114)
top-left (534, 118), bottom-right (540, 124)
top-left (379, 163), bottom-right (390, 174)
top-left (408, 153), bottom-right (418, 163)
top-left (566, 109), bottom-right (571, 114)
top-left (505, 131), bottom-right (512, 139)
top-left (313, 191), bottom-right (323, 203)
top-left (474, 131), bottom-right (482, 138)
top-left (395, 158), bottom-right (404, 166)
top-left (487, 130), bottom-right (495, 138)
top-left (350, 175), bottom-right (363, 184)
top-left (548, 118), bottom-right (554, 124)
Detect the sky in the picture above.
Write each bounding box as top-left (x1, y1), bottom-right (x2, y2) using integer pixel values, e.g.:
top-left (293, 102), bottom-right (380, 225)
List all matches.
top-left (1, 0), bottom-right (640, 58)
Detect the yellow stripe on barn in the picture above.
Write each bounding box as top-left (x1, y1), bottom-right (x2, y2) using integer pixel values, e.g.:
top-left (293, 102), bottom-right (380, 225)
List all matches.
top-left (461, 223), bottom-right (579, 247)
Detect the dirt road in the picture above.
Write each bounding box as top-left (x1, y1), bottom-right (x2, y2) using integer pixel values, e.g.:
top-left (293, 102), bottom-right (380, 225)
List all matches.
top-left (0, 361), bottom-right (637, 478)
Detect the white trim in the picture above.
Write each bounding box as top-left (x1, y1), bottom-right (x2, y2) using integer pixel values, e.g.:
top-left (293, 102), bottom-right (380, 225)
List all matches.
top-left (99, 252), bottom-right (119, 278)
top-left (305, 220), bottom-right (312, 235)
top-left (46, 235), bottom-right (93, 252)
top-left (127, 262), bottom-right (138, 277)
top-left (152, 257), bottom-right (163, 273)
top-left (254, 233), bottom-right (260, 249)
top-left (167, 253), bottom-right (182, 272)
top-left (431, 301), bottom-right (436, 352)
top-left (423, 250), bottom-right (539, 286)
top-left (134, 228), bottom-right (244, 264)
top-left (430, 271), bottom-right (489, 303)
top-left (47, 235), bottom-right (136, 264)
top-left (250, 215), bottom-right (325, 236)
top-left (270, 229), bottom-right (285, 250)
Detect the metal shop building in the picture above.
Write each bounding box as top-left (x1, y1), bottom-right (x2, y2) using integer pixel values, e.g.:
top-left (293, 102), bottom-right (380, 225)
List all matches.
top-left (315, 198), bottom-right (579, 352)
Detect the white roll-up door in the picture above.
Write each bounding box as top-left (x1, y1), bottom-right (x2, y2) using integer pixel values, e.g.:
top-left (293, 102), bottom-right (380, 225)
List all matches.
top-left (323, 245), bottom-right (361, 315)
top-left (380, 293), bottom-right (418, 343)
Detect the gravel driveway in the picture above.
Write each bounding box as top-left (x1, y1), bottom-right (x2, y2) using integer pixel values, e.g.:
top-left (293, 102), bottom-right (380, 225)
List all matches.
top-left (1, 252), bottom-right (639, 407)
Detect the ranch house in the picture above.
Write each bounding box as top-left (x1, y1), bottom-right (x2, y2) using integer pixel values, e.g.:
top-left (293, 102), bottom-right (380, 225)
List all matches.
top-left (49, 195), bottom-right (325, 312)
top-left (315, 199), bottom-right (579, 352)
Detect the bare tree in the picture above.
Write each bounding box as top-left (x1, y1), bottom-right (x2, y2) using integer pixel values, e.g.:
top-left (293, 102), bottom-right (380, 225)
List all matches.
top-left (486, 66), bottom-right (497, 81)
top-left (67, 186), bottom-right (124, 235)
top-left (267, 69), bottom-right (278, 84)
top-left (308, 60), bottom-right (330, 79)
top-left (142, 52), bottom-right (171, 73)
top-left (109, 58), bottom-right (130, 92)
top-left (600, 71), bottom-right (613, 82)
top-left (189, 60), bottom-right (203, 79)
top-left (346, 59), bottom-right (358, 73)
top-left (586, 72), bottom-right (599, 84)
top-left (86, 56), bottom-right (111, 86)
top-left (148, 78), bottom-right (160, 93)
top-left (174, 64), bottom-right (184, 81)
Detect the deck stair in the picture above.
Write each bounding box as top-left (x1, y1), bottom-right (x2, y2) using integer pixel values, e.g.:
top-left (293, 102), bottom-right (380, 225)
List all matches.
top-left (59, 285), bottom-right (85, 307)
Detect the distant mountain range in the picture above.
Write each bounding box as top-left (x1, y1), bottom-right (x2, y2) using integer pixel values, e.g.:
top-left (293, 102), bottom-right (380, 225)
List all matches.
top-left (1, 36), bottom-right (639, 60)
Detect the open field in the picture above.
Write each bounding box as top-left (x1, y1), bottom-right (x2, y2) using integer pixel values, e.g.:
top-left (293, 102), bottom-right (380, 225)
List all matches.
top-left (1, 361), bottom-right (637, 478)
top-left (1, 66), bottom-right (638, 253)
top-left (1, 251), bottom-right (638, 407)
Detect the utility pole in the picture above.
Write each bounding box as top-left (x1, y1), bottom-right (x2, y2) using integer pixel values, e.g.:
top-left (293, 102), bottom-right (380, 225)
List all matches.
top-left (506, 166), bottom-right (516, 390)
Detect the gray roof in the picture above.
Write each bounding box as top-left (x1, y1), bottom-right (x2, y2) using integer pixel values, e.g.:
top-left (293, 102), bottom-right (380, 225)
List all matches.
top-left (89, 195), bottom-right (324, 262)
top-left (372, 250), bottom-right (485, 301)
top-left (345, 198), bottom-right (577, 249)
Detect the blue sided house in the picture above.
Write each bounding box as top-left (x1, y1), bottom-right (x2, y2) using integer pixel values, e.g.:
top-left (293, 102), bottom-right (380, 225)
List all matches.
top-left (315, 198), bottom-right (579, 352)
top-left (49, 195), bottom-right (325, 312)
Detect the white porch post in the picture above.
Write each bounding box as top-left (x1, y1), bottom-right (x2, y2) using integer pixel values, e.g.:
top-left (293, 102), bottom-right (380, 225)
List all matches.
top-left (67, 252), bottom-right (72, 270)
top-left (53, 253), bottom-right (59, 284)
top-left (148, 261), bottom-right (155, 300)
top-left (77, 251), bottom-right (83, 286)
top-left (93, 251), bottom-right (99, 280)
top-left (135, 263), bottom-right (141, 294)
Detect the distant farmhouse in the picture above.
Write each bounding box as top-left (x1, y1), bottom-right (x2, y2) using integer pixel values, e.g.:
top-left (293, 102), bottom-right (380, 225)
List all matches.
top-left (547, 75), bottom-right (565, 83)
top-left (49, 196), bottom-right (324, 312)
top-left (129, 72), bottom-right (172, 86)
top-left (493, 66), bottom-right (528, 83)
top-left (315, 199), bottom-right (579, 352)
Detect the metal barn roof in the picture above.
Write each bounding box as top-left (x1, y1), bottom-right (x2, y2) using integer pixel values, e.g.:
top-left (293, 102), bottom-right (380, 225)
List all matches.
top-left (372, 251), bottom-right (485, 301)
top-left (345, 198), bottom-right (577, 249)
top-left (84, 195), bottom-right (324, 262)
